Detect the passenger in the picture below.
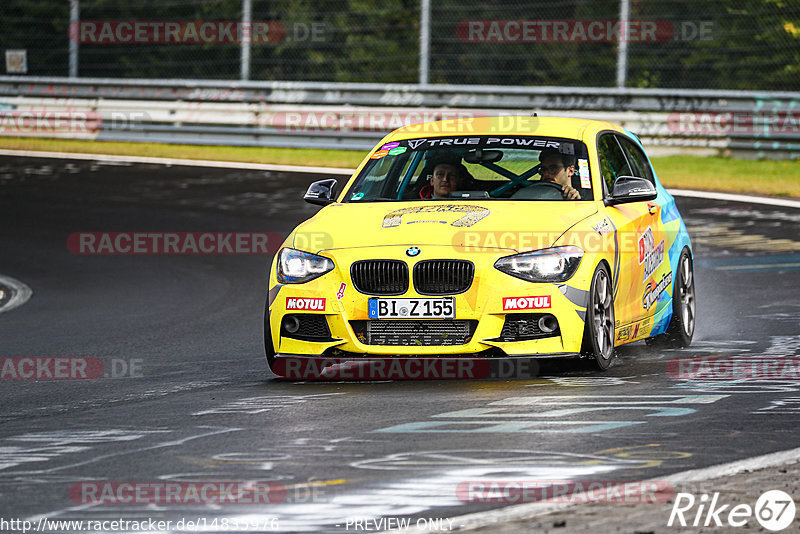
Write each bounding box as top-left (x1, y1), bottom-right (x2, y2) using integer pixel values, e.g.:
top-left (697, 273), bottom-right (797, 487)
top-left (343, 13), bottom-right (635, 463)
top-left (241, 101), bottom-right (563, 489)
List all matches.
top-left (538, 148), bottom-right (581, 200)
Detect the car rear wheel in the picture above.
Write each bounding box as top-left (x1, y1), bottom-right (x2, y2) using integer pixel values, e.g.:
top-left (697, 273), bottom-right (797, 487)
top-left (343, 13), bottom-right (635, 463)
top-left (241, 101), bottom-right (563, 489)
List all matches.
top-left (664, 249), bottom-right (695, 347)
top-left (582, 264), bottom-right (615, 370)
top-left (645, 248), bottom-right (695, 348)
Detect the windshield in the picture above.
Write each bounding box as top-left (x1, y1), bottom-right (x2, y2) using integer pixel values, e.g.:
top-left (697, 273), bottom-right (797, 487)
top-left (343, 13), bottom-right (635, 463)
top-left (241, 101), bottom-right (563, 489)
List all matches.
top-left (344, 135), bottom-right (593, 202)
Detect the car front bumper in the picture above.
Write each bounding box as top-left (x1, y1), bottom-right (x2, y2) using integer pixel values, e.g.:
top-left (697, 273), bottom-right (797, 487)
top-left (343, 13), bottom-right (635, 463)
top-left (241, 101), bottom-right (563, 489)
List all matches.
top-left (267, 245), bottom-right (597, 359)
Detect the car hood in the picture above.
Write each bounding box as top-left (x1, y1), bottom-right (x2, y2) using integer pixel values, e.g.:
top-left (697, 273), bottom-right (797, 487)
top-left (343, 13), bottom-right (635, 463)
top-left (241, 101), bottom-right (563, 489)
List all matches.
top-left (292, 201), bottom-right (598, 252)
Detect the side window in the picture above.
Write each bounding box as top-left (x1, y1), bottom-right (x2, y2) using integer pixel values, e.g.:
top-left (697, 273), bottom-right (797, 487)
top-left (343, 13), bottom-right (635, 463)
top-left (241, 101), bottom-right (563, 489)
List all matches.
top-left (618, 136), bottom-right (655, 184)
top-left (597, 134), bottom-right (631, 195)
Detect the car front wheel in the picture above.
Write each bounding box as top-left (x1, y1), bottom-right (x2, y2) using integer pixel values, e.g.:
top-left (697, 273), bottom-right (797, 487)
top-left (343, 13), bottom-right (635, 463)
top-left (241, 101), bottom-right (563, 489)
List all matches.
top-left (582, 264), bottom-right (615, 370)
top-left (264, 305), bottom-right (277, 373)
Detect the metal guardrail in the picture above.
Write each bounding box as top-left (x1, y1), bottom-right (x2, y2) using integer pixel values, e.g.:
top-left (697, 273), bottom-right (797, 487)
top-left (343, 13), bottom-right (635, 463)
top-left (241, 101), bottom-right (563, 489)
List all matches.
top-left (1, 76), bottom-right (798, 159)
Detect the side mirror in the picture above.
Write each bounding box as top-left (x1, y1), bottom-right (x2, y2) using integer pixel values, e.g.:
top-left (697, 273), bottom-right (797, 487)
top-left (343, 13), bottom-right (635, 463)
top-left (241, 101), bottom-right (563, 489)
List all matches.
top-left (606, 176), bottom-right (657, 206)
top-left (304, 179), bottom-right (338, 206)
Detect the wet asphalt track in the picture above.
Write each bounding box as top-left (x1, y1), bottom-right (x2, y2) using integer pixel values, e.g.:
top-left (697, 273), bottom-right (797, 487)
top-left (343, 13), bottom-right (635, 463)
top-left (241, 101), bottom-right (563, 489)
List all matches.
top-left (1, 156), bottom-right (799, 532)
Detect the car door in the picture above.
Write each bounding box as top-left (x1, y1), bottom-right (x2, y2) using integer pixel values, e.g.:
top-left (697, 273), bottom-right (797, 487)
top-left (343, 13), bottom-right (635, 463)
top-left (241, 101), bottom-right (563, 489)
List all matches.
top-left (617, 134), bottom-right (673, 323)
top-left (596, 132), bottom-right (659, 328)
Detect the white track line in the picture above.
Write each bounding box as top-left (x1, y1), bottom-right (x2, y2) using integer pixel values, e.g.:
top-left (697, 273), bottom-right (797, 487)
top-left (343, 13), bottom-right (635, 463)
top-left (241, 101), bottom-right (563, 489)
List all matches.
top-left (1, 149), bottom-right (798, 207)
top-left (669, 188), bottom-right (800, 209)
top-left (394, 445), bottom-right (800, 533)
top-left (0, 274), bottom-right (33, 314)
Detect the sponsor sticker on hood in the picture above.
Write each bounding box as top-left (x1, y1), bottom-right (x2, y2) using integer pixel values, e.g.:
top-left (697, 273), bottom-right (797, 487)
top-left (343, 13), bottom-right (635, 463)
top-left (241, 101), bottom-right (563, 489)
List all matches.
top-left (382, 205), bottom-right (490, 228)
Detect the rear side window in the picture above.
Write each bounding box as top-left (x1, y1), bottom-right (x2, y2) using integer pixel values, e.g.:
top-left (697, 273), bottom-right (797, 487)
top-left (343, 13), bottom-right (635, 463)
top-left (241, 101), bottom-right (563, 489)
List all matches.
top-left (597, 134), bottom-right (631, 194)
top-left (618, 136), bottom-right (655, 184)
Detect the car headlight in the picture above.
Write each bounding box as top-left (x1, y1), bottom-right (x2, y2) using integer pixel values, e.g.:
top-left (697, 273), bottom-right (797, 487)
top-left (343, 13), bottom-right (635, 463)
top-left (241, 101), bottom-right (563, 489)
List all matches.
top-left (276, 247), bottom-right (334, 283)
top-left (494, 246), bottom-right (584, 282)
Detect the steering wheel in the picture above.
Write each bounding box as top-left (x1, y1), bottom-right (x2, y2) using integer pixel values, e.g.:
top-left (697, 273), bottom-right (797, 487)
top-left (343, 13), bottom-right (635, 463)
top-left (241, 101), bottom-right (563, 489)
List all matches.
top-left (511, 180), bottom-right (566, 200)
top-left (528, 181), bottom-right (564, 192)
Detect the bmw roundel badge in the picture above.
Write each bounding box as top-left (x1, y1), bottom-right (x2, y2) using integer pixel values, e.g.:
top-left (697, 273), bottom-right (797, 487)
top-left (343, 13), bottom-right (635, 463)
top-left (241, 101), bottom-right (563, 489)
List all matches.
top-left (406, 246), bottom-right (421, 257)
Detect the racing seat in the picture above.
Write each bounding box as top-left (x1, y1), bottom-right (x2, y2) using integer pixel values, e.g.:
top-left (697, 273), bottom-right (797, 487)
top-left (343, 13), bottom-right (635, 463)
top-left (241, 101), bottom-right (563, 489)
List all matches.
top-left (403, 163), bottom-right (437, 199)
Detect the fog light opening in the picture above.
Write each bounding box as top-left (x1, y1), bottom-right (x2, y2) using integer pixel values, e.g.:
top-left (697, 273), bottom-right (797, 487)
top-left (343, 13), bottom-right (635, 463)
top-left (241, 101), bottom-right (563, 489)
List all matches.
top-left (538, 314), bottom-right (558, 333)
top-left (282, 315), bottom-right (301, 334)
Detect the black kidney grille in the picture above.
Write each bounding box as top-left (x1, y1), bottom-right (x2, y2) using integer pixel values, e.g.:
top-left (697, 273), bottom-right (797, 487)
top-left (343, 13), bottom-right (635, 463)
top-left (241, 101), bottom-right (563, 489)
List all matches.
top-left (413, 260), bottom-right (475, 295)
top-left (350, 260), bottom-right (409, 295)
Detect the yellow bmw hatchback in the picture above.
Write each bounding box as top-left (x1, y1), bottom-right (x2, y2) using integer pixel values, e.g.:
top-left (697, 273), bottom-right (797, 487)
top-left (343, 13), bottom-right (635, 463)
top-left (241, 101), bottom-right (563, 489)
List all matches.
top-left (265, 116), bottom-right (695, 376)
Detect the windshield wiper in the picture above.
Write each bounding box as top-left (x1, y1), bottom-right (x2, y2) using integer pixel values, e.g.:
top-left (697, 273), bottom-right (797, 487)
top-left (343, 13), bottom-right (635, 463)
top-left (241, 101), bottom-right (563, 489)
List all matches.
top-left (346, 197), bottom-right (397, 202)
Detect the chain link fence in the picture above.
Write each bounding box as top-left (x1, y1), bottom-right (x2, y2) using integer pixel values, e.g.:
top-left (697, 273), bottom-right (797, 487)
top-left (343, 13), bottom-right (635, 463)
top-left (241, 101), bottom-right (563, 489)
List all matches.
top-left (0, 0), bottom-right (798, 89)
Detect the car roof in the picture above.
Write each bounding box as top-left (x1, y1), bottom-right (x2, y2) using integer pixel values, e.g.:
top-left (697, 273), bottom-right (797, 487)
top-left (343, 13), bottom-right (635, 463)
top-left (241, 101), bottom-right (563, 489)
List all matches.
top-left (387, 116), bottom-right (625, 142)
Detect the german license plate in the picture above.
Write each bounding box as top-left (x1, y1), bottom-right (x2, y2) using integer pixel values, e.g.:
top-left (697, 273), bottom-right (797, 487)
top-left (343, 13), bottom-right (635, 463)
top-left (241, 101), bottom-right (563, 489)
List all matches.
top-left (368, 297), bottom-right (455, 319)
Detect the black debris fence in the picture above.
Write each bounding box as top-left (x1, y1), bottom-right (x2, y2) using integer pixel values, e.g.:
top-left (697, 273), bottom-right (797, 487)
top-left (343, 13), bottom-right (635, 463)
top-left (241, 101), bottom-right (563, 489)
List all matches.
top-left (0, 0), bottom-right (798, 89)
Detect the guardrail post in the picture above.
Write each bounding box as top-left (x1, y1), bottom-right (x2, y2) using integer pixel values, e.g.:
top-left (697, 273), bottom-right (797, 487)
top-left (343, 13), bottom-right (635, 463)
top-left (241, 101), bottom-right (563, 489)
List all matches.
top-left (419, 0), bottom-right (430, 86)
top-left (69, 0), bottom-right (79, 78)
top-left (240, 0), bottom-right (252, 81)
top-left (615, 0), bottom-right (630, 88)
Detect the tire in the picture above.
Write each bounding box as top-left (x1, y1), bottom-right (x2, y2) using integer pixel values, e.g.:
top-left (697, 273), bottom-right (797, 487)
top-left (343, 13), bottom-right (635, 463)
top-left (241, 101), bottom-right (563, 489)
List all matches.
top-left (663, 248), bottom-right (696, 347)
top-left (582, 263), bottom-right (616, 370)
top-left (264, 305), bottom-right (277, 373)
top-left (645, 248), bottom-right (695, 348)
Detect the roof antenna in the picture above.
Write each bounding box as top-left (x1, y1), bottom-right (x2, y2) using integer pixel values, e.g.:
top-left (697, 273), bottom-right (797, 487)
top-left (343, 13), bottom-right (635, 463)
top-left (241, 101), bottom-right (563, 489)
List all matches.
top-left (531, 112), bottom-right (538, 117)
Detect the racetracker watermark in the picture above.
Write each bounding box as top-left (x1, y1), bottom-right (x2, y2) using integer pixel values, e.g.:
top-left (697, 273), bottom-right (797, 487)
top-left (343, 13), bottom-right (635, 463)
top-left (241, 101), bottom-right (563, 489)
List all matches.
top-left (452, 229), bottom-right (666, 255)
top-left (667, 111), bottom-right (800, 135)
top-left (457, 480), bottom-right (674, 504)
top-left (69, 21), bottom-right (326, 44)
top-left (0, 357), bottom-right (142, 379)
top-left (271, 357), bottom-right (540, 380)
top-left (69, 482), bottom-right (287, 505)
top-left (668, 489), bottom-right (796, 530)
top-left (0, 111), bottom-right (100, 134)
top-left (67, 232), bottom-right (284, 255)
top-left (0, 110), bottom-right (152, 134)
top-left (457, 20), bottom-right (713, 43)
top-left (265, 112), bottom-right (538, 133)
top-left (667, 357), bottom-right (800, 380)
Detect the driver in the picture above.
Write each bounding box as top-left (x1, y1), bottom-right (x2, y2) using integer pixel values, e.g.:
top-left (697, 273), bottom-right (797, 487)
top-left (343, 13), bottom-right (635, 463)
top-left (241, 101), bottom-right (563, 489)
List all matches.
top-left (419, 154), bottom-right (468, 199)
top-left (538, 148), bottom-right (581, 200)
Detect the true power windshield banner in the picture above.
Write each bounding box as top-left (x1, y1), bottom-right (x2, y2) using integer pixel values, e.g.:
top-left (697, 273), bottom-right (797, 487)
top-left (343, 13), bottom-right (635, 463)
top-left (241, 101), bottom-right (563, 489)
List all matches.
top-left (397, 136), bottom-right (571, 151)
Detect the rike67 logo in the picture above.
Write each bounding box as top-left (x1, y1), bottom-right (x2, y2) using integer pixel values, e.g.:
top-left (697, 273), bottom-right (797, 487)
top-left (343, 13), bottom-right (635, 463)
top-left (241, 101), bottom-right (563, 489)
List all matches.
top-left (668, 489), bottom-right (796, 531)
top-left (638, 227), bottom-right (665, 282)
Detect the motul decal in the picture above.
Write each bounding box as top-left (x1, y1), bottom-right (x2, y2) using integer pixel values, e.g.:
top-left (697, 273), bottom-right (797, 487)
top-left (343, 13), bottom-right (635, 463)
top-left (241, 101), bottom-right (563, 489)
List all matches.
top-left (285, 297), bottom-right (326, 311)
top-left (503, 295), bottom-right (551, 311)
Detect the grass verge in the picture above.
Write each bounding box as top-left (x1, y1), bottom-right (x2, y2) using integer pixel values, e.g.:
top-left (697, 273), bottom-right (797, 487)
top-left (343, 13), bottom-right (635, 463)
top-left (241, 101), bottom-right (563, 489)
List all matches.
top-left (653, 155), bottom-right (800, 198)
top-left (1, 137), bottom-right (798, 198)
top-left (0, 137), bottom-right (366, 169)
